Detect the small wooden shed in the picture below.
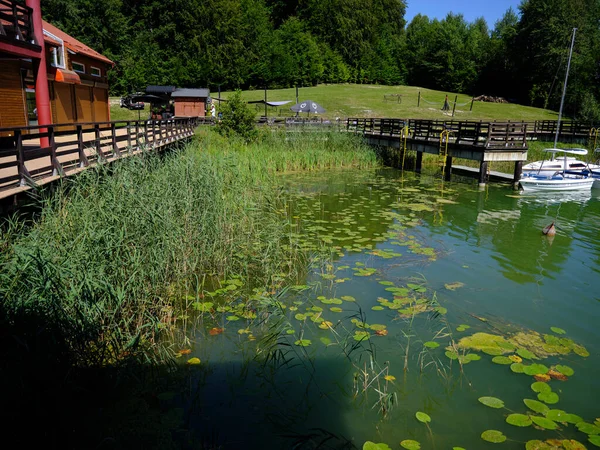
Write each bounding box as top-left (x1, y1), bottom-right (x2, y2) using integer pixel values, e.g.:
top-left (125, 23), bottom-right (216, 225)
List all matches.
top-left (172, 88), bottom-right (210, 117)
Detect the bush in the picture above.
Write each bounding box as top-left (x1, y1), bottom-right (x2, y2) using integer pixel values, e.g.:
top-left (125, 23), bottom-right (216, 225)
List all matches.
top-left (215, 90), bottom-right (257, 142)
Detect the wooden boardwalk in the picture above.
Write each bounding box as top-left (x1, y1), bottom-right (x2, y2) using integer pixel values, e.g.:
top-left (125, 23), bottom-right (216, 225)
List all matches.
top-left (0, 117), bottom-right (208, 200)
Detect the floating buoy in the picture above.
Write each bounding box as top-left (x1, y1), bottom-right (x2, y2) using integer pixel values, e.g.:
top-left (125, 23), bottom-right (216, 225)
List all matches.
top-left (542, 222), bottom-right (556, 236)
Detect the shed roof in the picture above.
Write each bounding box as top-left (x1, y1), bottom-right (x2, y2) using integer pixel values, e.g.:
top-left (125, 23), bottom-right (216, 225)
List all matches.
top-left (171, 88), bottom-right (210, 98)
top-left (146, 85), bottom-right (176, 95)
top-left (42, 20), bottom-right (113, 65)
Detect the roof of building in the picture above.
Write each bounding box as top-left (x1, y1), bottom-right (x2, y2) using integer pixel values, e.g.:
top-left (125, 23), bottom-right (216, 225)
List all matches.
top-left (42, 20), bottom-right (113, 65)
top-left (146, 85), bottom-right (177, 95)
top-left (43, 34), bottom-right (62, 47)
top-left (171, 88), bottom-right (210, 98)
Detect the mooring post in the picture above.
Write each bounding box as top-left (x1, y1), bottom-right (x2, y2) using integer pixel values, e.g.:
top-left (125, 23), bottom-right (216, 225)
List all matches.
top-left (452, 95), bottom-right (458, 117)
top-left (444, 155), bottom-right (453, 181)
top-left (478, 161), bottom-right (488, 187)
top-left (470, 97), bottom-right (474, 111)
top-left (513, 161), bottom-right (523, 190)
top-left (418, 91), bottom-right (421, 107)
top-left (415, 151), bottom-right (423, 173)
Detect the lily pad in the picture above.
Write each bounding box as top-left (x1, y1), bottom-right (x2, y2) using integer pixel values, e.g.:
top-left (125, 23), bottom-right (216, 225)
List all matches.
top-left (353, 331), bottom-right (370, 341)
top-left (457, 333), bottom-right (513, 355)
top-left (478, 396), bottom-right (505, 409)
top-left (320, 337), bottom-right (332, 345)
top-left (363, 442), bottom-right (392, 450)
top-left (564, 414), bottom-right (584, 424)
top-left (523, 364), bottom-right (549, 376)
top-left (444, 282), bottom-right (464, 291)
top-left (330, 307), bottom-right (343, 313)
top-left (445, 350), bottom-right (458, 360)
top-left (341, 296), bottom-right (356, 302)
top-left (531, 416), bottom-right (558, 430)
top-left (589, 435), bottom-right (600, 447)
top-left (424, 341), bottom-right (440, 349)
top-left (186, 357), bottom-right (201, 365)
top-left (531, 382), bottom-right (552, 394)
top-left (525, 440), bottom-right (551, 450)
top-left (576, 422), bottom-right (600, 435)
top-left (294, 339), bottom-right (312, 347)
top-left (294, 313), bottom-right (307, 321)
top-left (372, 306), bottom-right (385, 311)
top-left (572, 344), bottom-right (590, 357)
top-left (524, 399), bottom-right (550, 415)
top-left (562, 440), bottom-right (587, 450)
top-left (506, 413), bottom-right (533, 427)
top-left (492, 356), bottom-right (513, 365)
top-left (545, 410), bottom-right (568, 422)
top-left (555, 365), bottom-right (574, 376)
top-left (481, 430), bottom-right (507, 443)
top-left (550, 327), bottom-right (566, 335)
top-left (400, 440), bottom-right (421, 450)
top-left (517, 348), bottom-right (537, 360)
top-left (226, 315), bottom-right (240, 321)
top-left (415, 412), bottom-right (431, 423)
top-left (537, 391), bottom-right (559, 404)
top-left (510, 363), bottom-right (525, 373)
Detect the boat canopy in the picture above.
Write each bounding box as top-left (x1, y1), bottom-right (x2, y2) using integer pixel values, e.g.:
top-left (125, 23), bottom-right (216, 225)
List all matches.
top-left (542, 148), bottom-right (588, 156)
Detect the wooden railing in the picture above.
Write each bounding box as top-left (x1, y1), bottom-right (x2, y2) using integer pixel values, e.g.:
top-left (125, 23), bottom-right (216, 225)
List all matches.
top-left (346, 118), bottom-right (528, 150)
top-left (0, 117), bottom-right (204, 197)
top-left (0, 0), bottom-right (36, 45)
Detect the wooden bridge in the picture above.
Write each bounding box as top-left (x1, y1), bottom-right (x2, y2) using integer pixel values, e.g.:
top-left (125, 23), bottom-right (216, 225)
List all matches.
top-left (0, 117), bottom-right (207, 201)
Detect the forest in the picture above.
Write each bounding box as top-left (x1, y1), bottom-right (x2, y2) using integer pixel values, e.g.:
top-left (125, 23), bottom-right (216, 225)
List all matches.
top-left (40, 0), bottom-right (600, 120)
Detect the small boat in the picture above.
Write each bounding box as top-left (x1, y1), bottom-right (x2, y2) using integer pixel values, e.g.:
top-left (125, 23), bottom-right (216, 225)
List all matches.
top-left (519, 29), bottom-right (594, 192)
top-left (519, 149), bottom-right (594, 192)
top-left (522, 153), bottom-right (600, 177)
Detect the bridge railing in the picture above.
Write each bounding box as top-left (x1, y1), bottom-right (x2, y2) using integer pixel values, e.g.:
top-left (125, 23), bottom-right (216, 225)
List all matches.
top-left (0, 117), bottom-right (203, 197)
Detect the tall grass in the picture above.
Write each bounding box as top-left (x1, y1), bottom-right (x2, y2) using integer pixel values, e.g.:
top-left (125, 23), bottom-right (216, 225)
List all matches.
top-left (0, 130), bottom-right (379, 367)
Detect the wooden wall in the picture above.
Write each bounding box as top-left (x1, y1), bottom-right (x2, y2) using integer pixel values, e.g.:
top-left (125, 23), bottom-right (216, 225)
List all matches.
top-left (174, 98), bottom-right (205, 117)
top-left (0, 61), bottom-right (27, 134)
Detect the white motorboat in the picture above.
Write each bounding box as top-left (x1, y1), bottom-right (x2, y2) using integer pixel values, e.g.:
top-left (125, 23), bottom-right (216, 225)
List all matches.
top-left (522, 153), bottom-right (600, 177)
top-left (519, 149), bottom-right (594, 192)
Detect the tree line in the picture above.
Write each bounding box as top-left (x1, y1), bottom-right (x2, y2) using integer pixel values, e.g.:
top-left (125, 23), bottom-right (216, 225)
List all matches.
top-left (41, 0), bottom-right (600, 120)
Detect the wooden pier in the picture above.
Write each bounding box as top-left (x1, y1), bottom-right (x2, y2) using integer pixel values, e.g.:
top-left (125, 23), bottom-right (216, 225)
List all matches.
top-left (0, 117), bottom-right (207, 201)
top-left (347, 118), bottom-right (530, 186)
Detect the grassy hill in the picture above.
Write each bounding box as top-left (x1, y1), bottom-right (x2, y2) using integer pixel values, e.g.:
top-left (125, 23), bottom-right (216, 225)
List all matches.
top-left (111, 84), bottom-right (560, 122)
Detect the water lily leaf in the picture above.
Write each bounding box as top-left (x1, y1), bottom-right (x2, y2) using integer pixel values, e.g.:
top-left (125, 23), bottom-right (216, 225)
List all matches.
top-left (362, 442), bottom-right (391, 450)
top-left (379, 281), bottom-right (395, 286)
top-left (562, 439), bottom-right (587, 450)
top-left (531, 416), bottom-right (558, 430)
top-left (445, 350), bottom-right (458, 360)
top-left (523, 364), bottom-right (549, 376)
top-left (424, 341), bottom-right (440, 349)
top-left (457, 333), bottom-right (513, 355)
top-left (550, 327), bottom-right (566, 335)
top-left (509, 355), bottom-right (523, 363)
top-left (506, 413), bottom-right (532, 427)
top-left (511, 363), bottom-right (525, 373)
top-left (453, 448), bottom-right (466, 450)
top-left (465, 353), bottom-right (481, 361)
top-left (517, 348), bottom-right (537, 360)
top-left (492, 356), bottom-right (513, 365)
top-left (400, 440), bottom-right (421, 450)
top-left (573, 344), bottom-right (590, 357)
top-left (589, 435), bottom-right (600, 447)
top-left (564, 414), bottom-right (584, 424)
top-left (294, 339), bottom-right (312, 347)
top-left (341, 296), bottom-right (356, 302)
top-left (186, 357), bottom-right (201, 365)
top-left (525, 440), bottom-right (551, 450)
top-left (435, 306), bottom-right (448, 315)
top-left (226, 315), bottom-right (240, 321)
top-left (294, 313), bottom-right (307, 321)
top-left (330, 307), bottom-right (343, 313)
top-left (531, 382), bottom-right (551, 393)
top-left (524, 399), bottom-right (550, 415)
top-left (319, 321), bottom-right (334, 330)
top-left (384, 375), bottom-right (396, 381)
top-left (209, 327), bottom-right (224, 336)
top-left (545, 410), bottom-right (568, 422)
top-left (320, 337), bottom-right (332, 346)
top-left (369, 324), bottom-right (387, 331)
top-left (555, 365), bottom-right (574, 376)
top-left (415, 412), bottom-right (431, 423)
top-left (407, 283), bottom-right (427, 293)
top-left (354, 331), bottom-right (370, 341)
top-left (481, 430), bottom-right (507, 443)
top-left (286, 329), bottom-right (295, 335)
top-left (537, 391), bottom-right (559, 404)
top-left (372, 306), bottom-right (385, 311)
top-left (478, 397), bottom-right (505, 409)
top-left (577, 422), bottom-right (600, 435)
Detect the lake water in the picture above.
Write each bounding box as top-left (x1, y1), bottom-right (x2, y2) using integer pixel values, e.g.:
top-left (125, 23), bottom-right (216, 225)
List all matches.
top-left (180, 168), bottom-right (600, 449)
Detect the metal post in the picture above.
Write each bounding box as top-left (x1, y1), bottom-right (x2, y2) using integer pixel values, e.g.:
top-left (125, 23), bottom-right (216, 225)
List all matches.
top-left (264, 86), bottom-right (267, 118)
top-left (452, 95), bottom-right (458, 117)
top-left (444, 156), bottom-right (453, 181)
top-left (415, 151), bottom-right (423, 173)
top-left (418, 91), bottom-right (421, 107)
top-left (479, 161), bottom-right (488, 187)
top-left (513, 161), bottom-right (523, 190)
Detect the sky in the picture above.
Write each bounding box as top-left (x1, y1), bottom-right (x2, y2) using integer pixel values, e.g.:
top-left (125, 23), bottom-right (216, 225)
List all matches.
top-left (405, 0), bottom-right (522, 28)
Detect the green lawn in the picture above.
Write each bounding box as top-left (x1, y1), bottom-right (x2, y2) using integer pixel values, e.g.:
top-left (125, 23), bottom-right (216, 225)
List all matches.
top-left (217, 84), bottom-right (559, 122)
top-left (111, 84), bottom-right (559, 122)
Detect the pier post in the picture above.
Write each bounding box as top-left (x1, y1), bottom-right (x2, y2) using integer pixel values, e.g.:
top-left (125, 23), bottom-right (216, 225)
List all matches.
top-left (478, 161), bottom-right (488, 187)
top-left (444, 156), bottom-right (453, 181)
top-left (415, 151), bottom-right (423, 173)
top-left (513, 161), bottom-right (523, 190)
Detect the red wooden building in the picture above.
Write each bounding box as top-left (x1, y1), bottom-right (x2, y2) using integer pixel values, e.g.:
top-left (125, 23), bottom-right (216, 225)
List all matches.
top-left (0, 0), bottom-right (113, 139)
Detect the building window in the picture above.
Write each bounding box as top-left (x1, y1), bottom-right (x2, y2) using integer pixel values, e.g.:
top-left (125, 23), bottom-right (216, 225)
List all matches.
top-left (72, 62), bottom-right (85, 73)
top-left (91, 66), bottom-right (102, 77)
top-left (50, 46), bottom-right (65, 69)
